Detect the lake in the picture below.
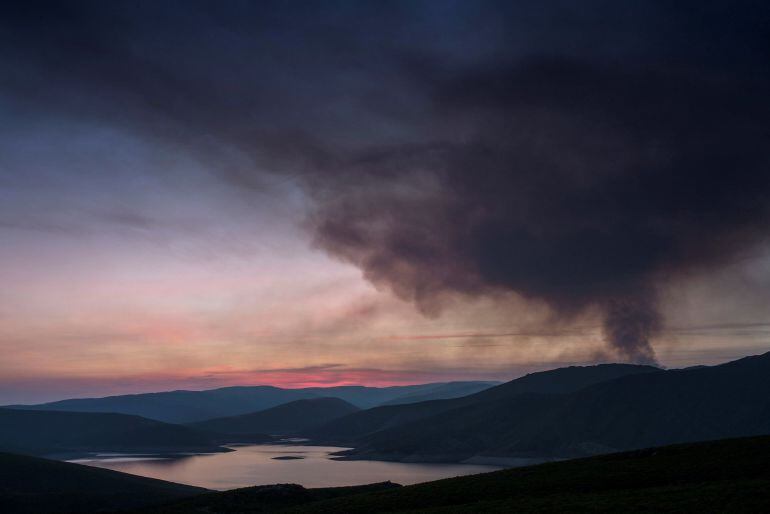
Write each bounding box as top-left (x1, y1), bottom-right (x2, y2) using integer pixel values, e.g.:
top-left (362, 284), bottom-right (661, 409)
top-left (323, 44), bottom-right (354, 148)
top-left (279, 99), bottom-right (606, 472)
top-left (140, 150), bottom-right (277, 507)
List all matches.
top-left (68, 444), bottom-right (502, 490)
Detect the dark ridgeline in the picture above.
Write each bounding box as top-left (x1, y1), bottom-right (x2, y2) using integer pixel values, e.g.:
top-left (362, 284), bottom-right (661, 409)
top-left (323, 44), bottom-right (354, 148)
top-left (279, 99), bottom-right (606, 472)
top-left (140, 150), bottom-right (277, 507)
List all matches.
top-left (326, 352), bottom-right (770, 463)
top-left (4, 382), bottom-right (498, 424)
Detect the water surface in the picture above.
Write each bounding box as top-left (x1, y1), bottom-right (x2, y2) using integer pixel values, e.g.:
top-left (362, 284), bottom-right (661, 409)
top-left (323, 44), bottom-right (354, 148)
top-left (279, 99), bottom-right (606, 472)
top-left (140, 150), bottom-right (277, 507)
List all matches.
top-left (69, 444), bottom-right (501, 490)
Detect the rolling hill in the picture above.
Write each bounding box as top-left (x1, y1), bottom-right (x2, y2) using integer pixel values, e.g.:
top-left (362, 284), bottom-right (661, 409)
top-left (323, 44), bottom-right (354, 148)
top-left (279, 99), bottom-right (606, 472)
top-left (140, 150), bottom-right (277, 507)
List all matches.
top-left (189, 398), bottom-right (360, 435)
top-left (343, 352), bottom-right (770, 463)
top-left (0, 408), bottom-right (227, 456)
top-left (0, 451), bottom-right (205, 513)
top-left (138, 482), bottom-right (400, 514)
top-left (5, 382), bottom-right (495, 423)
top-left (308, 363), bottom-right (658, 444)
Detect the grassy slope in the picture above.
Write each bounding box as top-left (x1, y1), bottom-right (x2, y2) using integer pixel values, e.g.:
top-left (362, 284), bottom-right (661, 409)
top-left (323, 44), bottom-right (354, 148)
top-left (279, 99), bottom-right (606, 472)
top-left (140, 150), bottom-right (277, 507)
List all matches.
top-left (0, 452), bottom-right (205, 513)
top-left (285, 436), bottom-right (770, 513)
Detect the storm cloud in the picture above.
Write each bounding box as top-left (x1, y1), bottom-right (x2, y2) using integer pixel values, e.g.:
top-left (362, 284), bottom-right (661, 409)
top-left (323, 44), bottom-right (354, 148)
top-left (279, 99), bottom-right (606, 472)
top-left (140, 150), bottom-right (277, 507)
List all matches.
top-left (2, 0), bottom-right (770, 363)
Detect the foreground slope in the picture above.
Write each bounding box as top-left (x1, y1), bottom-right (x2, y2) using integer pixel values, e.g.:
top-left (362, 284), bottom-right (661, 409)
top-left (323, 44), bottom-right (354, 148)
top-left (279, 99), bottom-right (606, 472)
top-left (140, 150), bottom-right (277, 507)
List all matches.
top-left (0, 408), bottom-right (225, 456)
top-left (0, 452), bottom-right (205, 513)
top-left (348, 352), bottom-right (770, 462)
top-left (308, 363), bottom-right (657, 443)
top-left (190, 398), bottom-right (359, 435)
top-left (139, 482), bottom-right (400, 513)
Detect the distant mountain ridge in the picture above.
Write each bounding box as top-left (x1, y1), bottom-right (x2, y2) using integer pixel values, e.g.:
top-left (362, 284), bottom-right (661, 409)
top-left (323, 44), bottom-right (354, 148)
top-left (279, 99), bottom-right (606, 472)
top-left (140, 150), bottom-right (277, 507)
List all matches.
top-left (5, 381), bottom-right (499, 423)
top-left (189, 397), bottom-right (360, 435)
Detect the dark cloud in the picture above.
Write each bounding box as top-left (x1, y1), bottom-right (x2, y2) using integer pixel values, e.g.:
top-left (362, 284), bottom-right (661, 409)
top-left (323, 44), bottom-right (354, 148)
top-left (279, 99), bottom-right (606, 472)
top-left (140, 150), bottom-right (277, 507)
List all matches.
top-left (308, 57), bottom-right (770, 364)
top-left (2, 0), bottom-right (770, 363)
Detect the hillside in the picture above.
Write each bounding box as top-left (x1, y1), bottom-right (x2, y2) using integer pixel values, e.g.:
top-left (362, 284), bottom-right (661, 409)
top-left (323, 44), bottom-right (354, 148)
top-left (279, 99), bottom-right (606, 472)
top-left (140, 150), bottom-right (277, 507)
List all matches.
top-left (190, 398), bottom-right (359, 435)
top-left (5, 382), bottom-right (488, 423)
top-left (308, 363), bottom-right (657, 444)
top-left (344, 352), bottom-right (770, 462)
top-left (139, 482), bottom-right (400, 513)
top-left (0, 408), bottom-right (226, 456)
top-left (378, 381), bottom-right (499, 406)
top-left (0, 452), bottom-right (205, 513)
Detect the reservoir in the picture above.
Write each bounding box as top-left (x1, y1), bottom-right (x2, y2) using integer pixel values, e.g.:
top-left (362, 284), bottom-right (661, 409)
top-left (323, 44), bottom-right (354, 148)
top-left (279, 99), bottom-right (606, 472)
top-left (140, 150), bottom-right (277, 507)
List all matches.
top-left (69, 444), bottom-right (501, 490)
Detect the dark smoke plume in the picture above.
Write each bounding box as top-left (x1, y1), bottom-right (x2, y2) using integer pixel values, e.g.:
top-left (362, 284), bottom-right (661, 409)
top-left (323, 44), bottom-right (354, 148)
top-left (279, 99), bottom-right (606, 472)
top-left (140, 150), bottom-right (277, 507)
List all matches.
top-left (3, 1), bottom-right (770, 362)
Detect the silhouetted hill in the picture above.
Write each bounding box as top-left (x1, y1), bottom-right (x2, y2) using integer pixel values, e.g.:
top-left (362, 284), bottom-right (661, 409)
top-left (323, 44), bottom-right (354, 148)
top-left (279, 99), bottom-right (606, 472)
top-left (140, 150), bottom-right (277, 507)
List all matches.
top-left (345, 352), bottom-right (770, 462)
top-left (0, 452), bottom-right (205, 513)
top-left (0, 408), bottom-right (226, 456)
top-left (378, 381), bottom-right (499, 406)
top-left (5, 382), bottom-right (490, 423)
top-left (308, 363), bottom-right (657, 444)
top-left (190, 398), bottom-right (359, 435)
top-left (138, 481), bottom-right (400, 513)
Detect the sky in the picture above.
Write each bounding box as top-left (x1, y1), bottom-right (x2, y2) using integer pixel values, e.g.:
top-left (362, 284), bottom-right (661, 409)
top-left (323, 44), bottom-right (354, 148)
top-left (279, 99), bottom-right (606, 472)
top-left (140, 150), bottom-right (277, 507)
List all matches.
top-left (1, 1), bottom-right (770, 404)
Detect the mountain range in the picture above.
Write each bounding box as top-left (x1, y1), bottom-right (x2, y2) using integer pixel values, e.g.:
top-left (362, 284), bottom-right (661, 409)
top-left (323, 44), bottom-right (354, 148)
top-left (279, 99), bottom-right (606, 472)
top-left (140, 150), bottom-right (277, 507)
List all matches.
top-left (307, 363), bottom-right (658, 446)
top-left (4, 352), bottom-right (770, 467)
top-left (5, 381), bottom-right (497, 423)
top-left (325, 352), bottom-right (770, 463)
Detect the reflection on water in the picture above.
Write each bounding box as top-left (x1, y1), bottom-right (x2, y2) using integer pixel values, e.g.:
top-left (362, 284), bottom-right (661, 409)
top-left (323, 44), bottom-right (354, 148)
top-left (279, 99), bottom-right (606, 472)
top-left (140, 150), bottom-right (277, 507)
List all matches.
top-left (69, 444), bottom-right (500, 490)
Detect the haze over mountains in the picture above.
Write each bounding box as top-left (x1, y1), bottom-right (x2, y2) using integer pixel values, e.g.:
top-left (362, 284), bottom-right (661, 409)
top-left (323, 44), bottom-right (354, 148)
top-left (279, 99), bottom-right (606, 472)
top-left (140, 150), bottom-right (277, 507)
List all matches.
top-left (5, 382), bottom-right (497, 423)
